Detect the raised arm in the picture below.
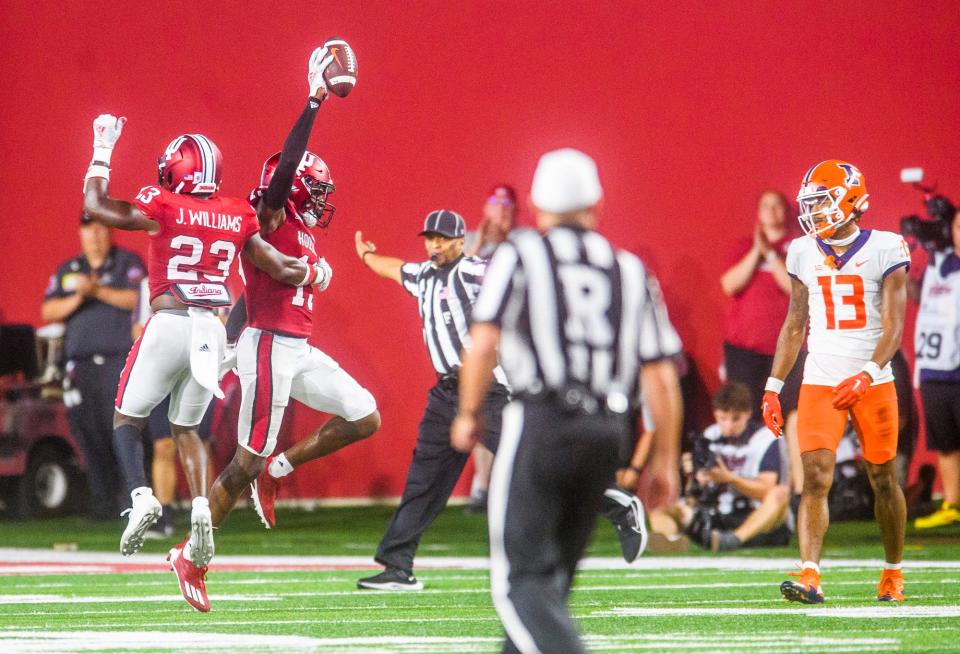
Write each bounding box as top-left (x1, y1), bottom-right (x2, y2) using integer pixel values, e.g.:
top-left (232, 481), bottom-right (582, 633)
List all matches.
top-left (82, 115), bottom-right (158, 232)
top-left (257, 46), bottom-right (339, 235)
top-left (355, 231), bottom-right (404, 283)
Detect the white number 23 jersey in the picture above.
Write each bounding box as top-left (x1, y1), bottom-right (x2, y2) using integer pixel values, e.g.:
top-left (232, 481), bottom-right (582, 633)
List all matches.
top-left (786, 229), bottom-right (910, 385)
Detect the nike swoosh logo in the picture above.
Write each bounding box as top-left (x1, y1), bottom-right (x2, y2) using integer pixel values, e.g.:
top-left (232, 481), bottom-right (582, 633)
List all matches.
top-left (855, 260), bottom-right (868, 267)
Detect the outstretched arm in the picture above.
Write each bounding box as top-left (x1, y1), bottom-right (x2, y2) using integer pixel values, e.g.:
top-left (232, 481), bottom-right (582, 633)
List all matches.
top-left (243, 234), bottom-right (330, 289)
top-left (257, 46), bottom-right (335, 235)
top-left (82, 115), bottom-right (158, 232)
top-left (355, 231), bottom-right (404, 283)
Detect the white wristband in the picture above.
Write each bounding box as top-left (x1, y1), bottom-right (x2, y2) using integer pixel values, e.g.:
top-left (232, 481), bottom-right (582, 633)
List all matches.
top-left (84, 164), bottom-right (110, 183)
top-left (764, 377), bottom-right (784, 394)
top-left (93, 147), bottom-right (113, 165)
top-left (295, 263), bottom-right (315, 287)
top-left (861, 361), bottom-right (882, 381)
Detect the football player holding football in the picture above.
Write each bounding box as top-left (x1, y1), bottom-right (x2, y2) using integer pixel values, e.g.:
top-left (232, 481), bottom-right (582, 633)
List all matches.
top-left (188, 151), bottom-right (380, 606)
top-left (82, 46), bottom-right (338, 590)
top-left (762, 160), bottom-right (909, 604)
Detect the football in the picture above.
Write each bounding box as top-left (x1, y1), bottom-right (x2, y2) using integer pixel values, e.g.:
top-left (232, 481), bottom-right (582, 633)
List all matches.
top-left (322, 38), bottom-right (358, 97)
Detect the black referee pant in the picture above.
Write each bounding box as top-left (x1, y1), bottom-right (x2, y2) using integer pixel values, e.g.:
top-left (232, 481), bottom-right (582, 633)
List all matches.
top-left (490, 399), bottom-right (627, 654)
top-left (375, 376), bottom-right (509, 573)
top-left (66, 354), bottom-right (126, 520)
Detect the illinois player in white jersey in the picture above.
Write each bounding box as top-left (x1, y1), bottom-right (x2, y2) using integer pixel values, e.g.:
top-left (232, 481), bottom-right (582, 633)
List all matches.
top-left (761, 160), bottom-right (910, 604)
top-left (197, 153), bottom-right (379, 569)
top-left (81, 46), bottom-right (339, 584)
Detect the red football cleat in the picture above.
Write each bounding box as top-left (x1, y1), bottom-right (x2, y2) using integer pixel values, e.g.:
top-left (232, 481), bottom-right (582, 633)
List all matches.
top-left (251, 459), bottom-right (281, 529)
top-left (168, 538), bottom-right (210, 612)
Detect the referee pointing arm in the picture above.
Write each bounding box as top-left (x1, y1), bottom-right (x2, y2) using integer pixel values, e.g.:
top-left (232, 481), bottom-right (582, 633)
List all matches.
top-left (452, 149), bottom-right (683, 654)
top-left (354, 210), bottom-right (511, 590)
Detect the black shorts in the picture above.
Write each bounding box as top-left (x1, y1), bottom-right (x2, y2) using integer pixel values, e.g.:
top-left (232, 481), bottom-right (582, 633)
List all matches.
top-left (686, 505), bottom-right (792, 548)
top-left (722, 343), bottom-right (804, 415)
top-left (147, 395), bottom-right (214, 442)
top-left (919, 380), bottom-right (960, 453)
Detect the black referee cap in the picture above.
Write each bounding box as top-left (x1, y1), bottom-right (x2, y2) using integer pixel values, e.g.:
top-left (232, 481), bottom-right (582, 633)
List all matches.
top-left (418, 209), bottom-right (465, 238)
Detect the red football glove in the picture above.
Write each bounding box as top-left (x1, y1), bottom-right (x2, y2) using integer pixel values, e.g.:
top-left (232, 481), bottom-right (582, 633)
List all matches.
top-left (832, 372), bottom-right (871, 410)
top-left (761, 391), bottom-right (784, 437)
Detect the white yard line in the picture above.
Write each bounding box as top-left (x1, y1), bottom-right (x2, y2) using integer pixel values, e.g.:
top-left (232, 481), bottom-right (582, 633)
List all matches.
top-left (598, 605), bottom-right (960, 619)
top-left (0, 630), bottom-right (904, 654)
top-left (2, 549), bottom-right (959, 572)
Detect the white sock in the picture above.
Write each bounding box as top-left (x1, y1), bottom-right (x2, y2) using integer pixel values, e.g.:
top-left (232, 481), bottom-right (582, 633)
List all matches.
top-left (192, 496), bottom-right (209, 511)
top-left (801, 561), bottom-right (820, 574)
top-left (884, 562), bottom-right (902, 570)
top-left (269, 454), bottom-right (294, 478)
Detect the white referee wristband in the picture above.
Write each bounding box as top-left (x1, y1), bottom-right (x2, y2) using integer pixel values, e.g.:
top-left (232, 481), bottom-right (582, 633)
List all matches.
top-left (93, 147), bottom-right (114, 165)
top-left (764, 377), bottom-right (784, 394)
top-left (861, 361), bottom-right (882, 381)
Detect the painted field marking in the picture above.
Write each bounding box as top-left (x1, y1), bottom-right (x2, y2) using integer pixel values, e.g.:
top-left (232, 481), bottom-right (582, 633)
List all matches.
top-left (599, 605), bottom-right (960, 619)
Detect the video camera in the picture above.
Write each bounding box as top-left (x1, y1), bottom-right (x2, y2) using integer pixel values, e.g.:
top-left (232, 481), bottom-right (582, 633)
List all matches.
top-left (898, 167), bottom-right (956, 254)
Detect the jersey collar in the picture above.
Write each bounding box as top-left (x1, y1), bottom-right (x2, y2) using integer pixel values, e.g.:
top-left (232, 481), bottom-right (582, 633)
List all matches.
top-left (816, 229), bottom-right (872, 270)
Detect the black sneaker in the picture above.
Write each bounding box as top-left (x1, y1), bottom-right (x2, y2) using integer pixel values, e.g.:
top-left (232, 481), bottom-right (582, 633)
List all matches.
top-left (357, 567), bottom-right (424, 591)
top-left (601, 487), bottom-right (648, 563)
top-left (709, 529), bottom-right (742, 553)
top-left (464, 490), bottom-right (488, 515)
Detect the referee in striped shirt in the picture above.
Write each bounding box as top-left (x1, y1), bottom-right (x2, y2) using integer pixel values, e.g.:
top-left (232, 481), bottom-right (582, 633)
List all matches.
top-left (452, 149), bottom-right (683, 654)
top-left (353, 209), bottom-right (511, 590)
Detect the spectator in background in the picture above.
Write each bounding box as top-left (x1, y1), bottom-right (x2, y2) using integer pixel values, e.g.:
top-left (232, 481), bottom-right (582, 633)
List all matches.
top-left (463, 184), bottom-right (518, 514)
top-left (911, 203), bottom-right (960, 529)
top-left (649, 382), bottom-right (791, 553)
top-left (720, 190), bottom-right (805, 497)
top-left (41, 212), bottom-right (145, 520)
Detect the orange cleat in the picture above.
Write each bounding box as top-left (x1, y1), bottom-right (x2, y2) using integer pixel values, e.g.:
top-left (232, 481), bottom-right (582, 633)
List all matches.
top-left (877, 568), bottom-right (905, 602)
top-left (781, 567), bottom-right (824, 604)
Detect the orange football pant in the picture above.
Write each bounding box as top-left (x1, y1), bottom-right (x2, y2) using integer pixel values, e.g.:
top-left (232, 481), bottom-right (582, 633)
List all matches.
top-left (796, 382), bottom-right (898, 464)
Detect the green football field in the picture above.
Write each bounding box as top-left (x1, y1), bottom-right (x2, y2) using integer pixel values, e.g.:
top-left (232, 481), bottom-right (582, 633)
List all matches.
top-left (1, 506), bottom-right (958, 653)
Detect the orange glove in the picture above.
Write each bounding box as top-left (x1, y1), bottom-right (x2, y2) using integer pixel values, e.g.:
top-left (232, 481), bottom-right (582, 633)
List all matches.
top-left (832, 371), bottom-right (871, 410)
top-left (761, 391), bottom-right (783, 437)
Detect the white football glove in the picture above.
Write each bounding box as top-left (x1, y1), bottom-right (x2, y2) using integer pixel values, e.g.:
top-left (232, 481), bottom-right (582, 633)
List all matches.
top-left (308, 46), bottom-right (334, 97)
top-left (313, 258), bottom-right (333, 291)
top-left (92, 114), bottom-right (126, 151)
top-left (218, 343), bottom-right (238, 381)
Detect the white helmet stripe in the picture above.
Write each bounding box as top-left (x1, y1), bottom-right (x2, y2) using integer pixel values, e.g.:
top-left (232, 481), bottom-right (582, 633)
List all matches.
top-left (189, 134), bottom-right (216, 185)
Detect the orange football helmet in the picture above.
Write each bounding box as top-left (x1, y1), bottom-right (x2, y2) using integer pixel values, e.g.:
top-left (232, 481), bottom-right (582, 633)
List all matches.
top-left (797, 160), bottom-right (869, 239)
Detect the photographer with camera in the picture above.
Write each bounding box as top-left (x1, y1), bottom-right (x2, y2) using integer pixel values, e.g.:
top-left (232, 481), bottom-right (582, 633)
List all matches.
top-left (901, 172), bottom-right (960, 529)
top-left (649, 382), bottom-right (791, 552)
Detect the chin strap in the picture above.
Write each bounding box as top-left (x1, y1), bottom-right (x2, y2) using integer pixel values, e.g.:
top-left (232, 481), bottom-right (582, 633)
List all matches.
top-left (822, 227), bottom-right (860, 246)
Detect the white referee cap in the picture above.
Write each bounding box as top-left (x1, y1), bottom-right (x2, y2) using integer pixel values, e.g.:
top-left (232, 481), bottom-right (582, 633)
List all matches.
top-left (530, 148), bottom-right (603, 214)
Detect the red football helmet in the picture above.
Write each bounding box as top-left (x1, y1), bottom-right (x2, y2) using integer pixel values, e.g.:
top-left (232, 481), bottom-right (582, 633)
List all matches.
top-left (797, 160), bottom-right (869, 239)
top-left (258, 151), bottom-right (336, 228)
top-left (157, 134), bottom-right (223, 195)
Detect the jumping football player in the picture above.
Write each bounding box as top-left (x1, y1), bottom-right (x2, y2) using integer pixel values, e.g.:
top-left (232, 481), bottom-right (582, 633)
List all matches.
top-left (82, 46), bottom-right (338, 578)
top-left (762, 160), bottom-right (909, 604)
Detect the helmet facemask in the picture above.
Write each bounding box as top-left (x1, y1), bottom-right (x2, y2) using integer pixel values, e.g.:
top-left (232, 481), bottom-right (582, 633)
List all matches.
top-left (298, 175), bottom-right (336, 229)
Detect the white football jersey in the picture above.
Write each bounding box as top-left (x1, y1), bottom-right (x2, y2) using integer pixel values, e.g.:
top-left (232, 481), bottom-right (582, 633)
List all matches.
top-left (786, 229), bottom-right (911, 385)
top-left (915, 250), bottom-right (960, 373)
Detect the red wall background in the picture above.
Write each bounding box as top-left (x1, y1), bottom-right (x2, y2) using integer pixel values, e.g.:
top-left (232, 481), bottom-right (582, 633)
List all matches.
top-left (1, 2), bottom-right (958, 497)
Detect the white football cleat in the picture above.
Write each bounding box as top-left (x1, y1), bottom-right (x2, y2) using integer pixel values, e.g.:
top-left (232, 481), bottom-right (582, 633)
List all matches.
top-left (189, 497), bottom-right (215, 568)
top-left (120, 489), bottom-right (162, 556)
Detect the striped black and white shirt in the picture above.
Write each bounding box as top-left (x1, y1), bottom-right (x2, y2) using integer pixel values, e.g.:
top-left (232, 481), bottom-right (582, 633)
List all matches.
top-left (472, 226), bottom-right (681, 402)
top-left (401, 255), bottom-right (509, 386)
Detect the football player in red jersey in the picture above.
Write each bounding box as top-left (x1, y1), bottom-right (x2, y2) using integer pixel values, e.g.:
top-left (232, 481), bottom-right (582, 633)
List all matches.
top-left (181, 151), bottom-right (380, 607)
top-left (82, 47), bottom-right (338, 589)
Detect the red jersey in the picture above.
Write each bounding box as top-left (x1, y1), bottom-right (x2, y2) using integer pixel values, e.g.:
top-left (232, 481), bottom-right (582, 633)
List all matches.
top-left (134, 186), bottom-right (260, 306)
top-left (242, 207), bottom-right (317, 338)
